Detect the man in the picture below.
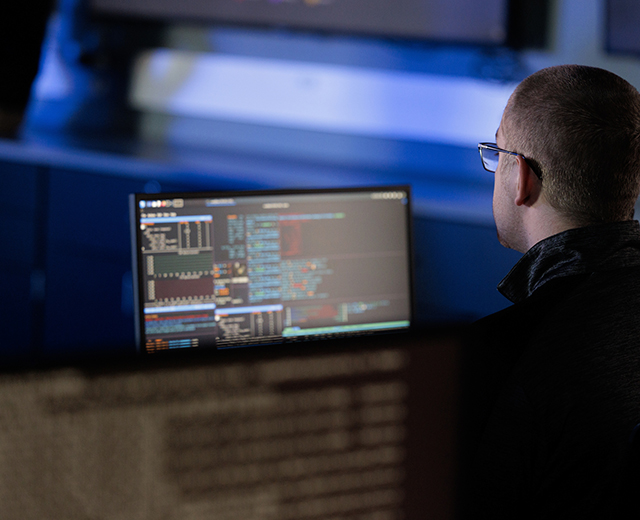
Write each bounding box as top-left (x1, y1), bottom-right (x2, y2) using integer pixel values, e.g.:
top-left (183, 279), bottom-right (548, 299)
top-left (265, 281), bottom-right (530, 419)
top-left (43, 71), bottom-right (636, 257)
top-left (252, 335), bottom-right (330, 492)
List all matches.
top-left (462, 65), bottom-right (640, 519)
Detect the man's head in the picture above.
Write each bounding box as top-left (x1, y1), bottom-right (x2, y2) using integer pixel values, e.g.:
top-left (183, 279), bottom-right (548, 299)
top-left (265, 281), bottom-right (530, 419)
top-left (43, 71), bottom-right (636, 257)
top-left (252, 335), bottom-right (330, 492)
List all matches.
top-left (494, 65), bottom-right (640, 250)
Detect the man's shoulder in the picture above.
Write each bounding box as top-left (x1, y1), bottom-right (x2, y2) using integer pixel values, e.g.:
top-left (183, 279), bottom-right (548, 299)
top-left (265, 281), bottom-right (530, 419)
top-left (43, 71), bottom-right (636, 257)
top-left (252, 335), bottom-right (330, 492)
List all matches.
top-left (470, 274), bottom-right (583, 339)
top-left (544, 261), bottom-right (640, 342)
top-left (532, 262), bottom-right (640, 363)
top-left (475, 254), bottom-right (640, 334)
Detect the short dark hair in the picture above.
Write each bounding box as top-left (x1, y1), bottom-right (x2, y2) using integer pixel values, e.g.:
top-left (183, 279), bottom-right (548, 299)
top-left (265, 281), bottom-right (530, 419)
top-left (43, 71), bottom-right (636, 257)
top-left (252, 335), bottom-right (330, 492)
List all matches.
top-left (504, 65), bottom-right (640, 225)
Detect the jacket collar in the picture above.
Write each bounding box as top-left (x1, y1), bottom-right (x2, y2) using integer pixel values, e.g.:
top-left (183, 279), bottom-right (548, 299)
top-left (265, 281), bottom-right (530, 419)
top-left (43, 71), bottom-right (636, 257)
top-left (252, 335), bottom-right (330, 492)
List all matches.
top-left (498, 220), bottom-right (640, 303)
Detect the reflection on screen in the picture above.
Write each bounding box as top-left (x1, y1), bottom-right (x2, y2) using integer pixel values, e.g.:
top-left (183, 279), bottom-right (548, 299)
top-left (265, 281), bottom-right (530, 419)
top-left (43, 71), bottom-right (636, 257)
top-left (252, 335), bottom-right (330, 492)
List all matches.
top-left (0, 331), bottom-right (460, 519)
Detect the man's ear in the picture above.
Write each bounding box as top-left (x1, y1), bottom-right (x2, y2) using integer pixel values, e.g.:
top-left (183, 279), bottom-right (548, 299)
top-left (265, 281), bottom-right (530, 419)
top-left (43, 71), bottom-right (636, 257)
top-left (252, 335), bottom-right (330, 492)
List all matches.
top-left (514, 156), bottom-right (540, 207)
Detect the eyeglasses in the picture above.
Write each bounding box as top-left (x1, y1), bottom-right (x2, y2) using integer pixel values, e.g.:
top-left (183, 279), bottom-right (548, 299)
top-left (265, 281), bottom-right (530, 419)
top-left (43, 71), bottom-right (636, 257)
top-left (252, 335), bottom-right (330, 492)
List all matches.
top-left (478, 142), bottom-right (542, 179)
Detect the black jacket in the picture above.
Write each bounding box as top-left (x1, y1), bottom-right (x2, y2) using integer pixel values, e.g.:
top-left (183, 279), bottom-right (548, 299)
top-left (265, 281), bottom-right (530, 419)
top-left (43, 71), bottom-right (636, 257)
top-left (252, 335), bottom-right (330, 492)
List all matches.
top-left (461, 220), bottom-right (640, 519)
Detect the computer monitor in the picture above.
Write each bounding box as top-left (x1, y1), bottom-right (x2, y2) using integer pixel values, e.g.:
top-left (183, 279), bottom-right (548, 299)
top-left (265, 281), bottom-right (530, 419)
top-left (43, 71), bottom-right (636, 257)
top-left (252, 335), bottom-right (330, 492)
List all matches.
top-left (130, 186), bottom-right (413, 354)
top-left (91, 0), bottom-right (508, 45)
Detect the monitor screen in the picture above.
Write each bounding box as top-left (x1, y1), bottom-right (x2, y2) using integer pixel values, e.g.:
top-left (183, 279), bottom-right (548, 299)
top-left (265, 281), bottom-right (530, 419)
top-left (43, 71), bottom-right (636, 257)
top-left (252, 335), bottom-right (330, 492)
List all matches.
top-left (91, 0), bottom-right (508, 45)
top-left (130, 186), bottom-right (413, 354)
